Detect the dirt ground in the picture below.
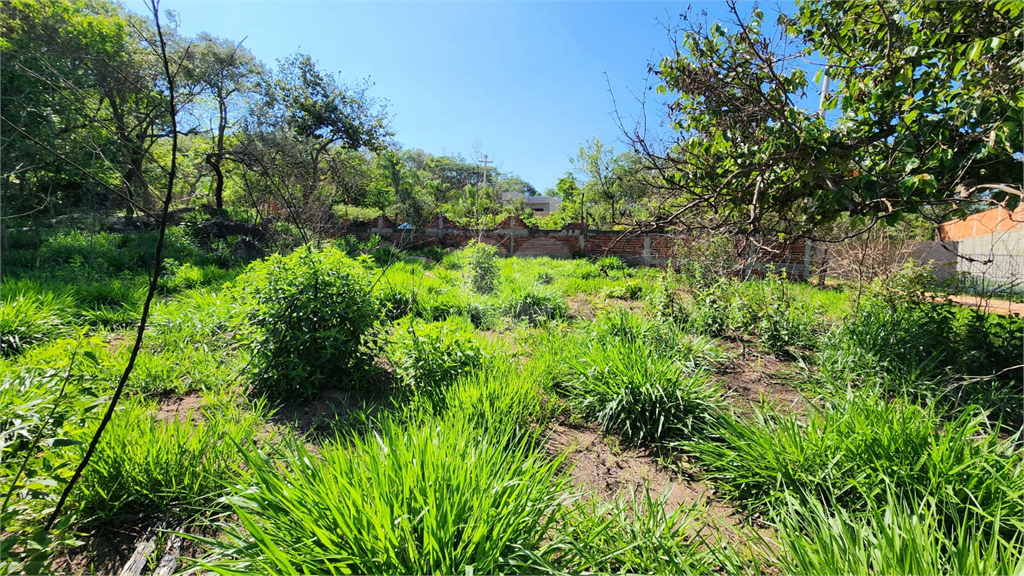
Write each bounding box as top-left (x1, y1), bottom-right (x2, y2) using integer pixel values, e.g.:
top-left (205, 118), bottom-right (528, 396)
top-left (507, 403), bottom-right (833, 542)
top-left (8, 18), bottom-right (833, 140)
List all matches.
top-left (716, 342), bottom-right (810, 418)
top-left (936, 294), bottom-right (1023, 317)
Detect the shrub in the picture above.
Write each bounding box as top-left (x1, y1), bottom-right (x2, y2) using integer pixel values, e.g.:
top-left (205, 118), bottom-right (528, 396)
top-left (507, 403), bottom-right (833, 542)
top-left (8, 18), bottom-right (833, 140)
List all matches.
top-left (73, 398), bottom-right (266, 521)
top-left (198, 415), bottom-right (569, 575)
top-left (462, 240), bottom-right (499, 293)
top-left (233, 246), bottom-right (378, 399)
top-left (731, 275), bottom-right (821, 353)
top-left (387, 317), bottom-right (484, 396)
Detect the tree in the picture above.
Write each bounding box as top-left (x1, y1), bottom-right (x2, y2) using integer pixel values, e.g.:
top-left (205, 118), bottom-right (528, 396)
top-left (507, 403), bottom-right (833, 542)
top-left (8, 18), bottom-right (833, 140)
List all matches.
top-left (184, 33), bottom-right (263, 211)
top-left (628, 0), bottom-right (1022, 241)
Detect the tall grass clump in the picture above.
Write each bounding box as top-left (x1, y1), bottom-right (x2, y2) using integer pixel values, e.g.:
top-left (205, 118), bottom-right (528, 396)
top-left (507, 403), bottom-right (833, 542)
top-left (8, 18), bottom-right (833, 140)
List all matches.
top-left (72, 398), bottom-right (266, 522)
top-left (198, 414), bottom-right (569, 575)
top-left (499, 283), bottom-right (567, 324)
top-left (387, 316), bottom-right (485, 398)
top-left (688, 390), bottom-right (1023, 540)
top-left (232, 246), bottom-right (378, 399)
top-left (554, 312), bottom-right (728, 445)
top-left (774, 493), bottom-right (1024, 576)
top-left (549, 490), bottom-right (758, 575)
top-left (435, 361), bottom-right (557, 438)
top-left (0, 291), bottom-right (74, 356)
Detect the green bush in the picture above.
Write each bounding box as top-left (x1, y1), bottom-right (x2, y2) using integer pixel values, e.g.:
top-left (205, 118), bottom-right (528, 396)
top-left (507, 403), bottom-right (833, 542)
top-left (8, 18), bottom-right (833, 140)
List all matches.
top-left (462, 240), bottom-right (499, 293)
top-left (233, 246), bottom-right (378, 400)
top-left (731, 275), bottom-right (821, 353)
top-left (199, 414), bottom-right (569, 575)
top-left (387, 317), bottom-right (484, 396)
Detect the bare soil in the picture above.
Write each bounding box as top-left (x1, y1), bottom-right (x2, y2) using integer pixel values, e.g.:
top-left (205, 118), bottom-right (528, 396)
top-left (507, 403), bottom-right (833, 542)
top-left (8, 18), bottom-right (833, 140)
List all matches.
top-left (934, 293), bottom-right (1023, 317)
top-left (544, 421), bottom-right (761, 544)
top-left (716, 342), bottom-right (810, 417)
top-left (269, 385), bottom-right (389, 440)
top-left (155, 392), bottom-right (206, 424)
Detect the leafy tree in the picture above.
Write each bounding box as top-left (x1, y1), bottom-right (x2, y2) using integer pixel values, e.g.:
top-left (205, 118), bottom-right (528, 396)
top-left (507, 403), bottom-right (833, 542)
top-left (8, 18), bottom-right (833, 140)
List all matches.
top-left (631, 0), bottom-right (1022, 240)
top-left (183, 33), bottom-right (264, 211)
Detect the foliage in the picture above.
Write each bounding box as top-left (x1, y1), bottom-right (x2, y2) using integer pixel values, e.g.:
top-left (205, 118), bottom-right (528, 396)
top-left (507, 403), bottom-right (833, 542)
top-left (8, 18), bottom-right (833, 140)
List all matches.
top-left (640, 1), bottom-right (1022, 239)
top-left (387, 317), bottom-right (485, 397)
top-left (233, 246), bottom-right (377, 399)
top-left (0, 342), bottom-right (107, 575)
top-left (461, 240), bottom-right (500, 293)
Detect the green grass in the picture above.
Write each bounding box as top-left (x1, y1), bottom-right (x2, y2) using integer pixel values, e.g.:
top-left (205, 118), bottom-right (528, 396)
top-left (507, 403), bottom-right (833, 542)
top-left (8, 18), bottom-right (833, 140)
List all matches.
top-left (72, 397), bottom-right (267, 522)
top-left (196, 413), bottom-right (569, 575)
top-left (774, 492), bottom-right (1024, 576)
top-left (685, 390), bottom-right (1023, 538)
top-left (548, 311), bottom-right (730, 445)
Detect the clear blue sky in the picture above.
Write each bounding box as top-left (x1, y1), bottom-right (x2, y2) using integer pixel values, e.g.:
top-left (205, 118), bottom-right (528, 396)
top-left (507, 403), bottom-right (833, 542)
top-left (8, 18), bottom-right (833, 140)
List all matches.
top-left (149, 1), bottom-right (808, 193)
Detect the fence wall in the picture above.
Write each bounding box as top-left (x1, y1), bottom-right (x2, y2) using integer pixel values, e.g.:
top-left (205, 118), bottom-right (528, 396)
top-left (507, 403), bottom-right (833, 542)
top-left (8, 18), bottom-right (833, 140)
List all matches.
top-left (956, 228), bottom-right (1024, 289)
top-left (337, 214), bottom-right (812, 279)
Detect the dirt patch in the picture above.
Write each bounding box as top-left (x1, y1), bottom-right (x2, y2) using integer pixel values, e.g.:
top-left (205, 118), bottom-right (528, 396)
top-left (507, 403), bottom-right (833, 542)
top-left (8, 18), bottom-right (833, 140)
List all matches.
top-left (545, 422), bottom-right (751, 540)
top-left (567, 294), bottom-right (648, 321)
top-left (269, 386), bottom-right (389, 440)
top-left (155, 392), bottom-right (206, 424)
top-left (49, 520), bottom-right (216, 576)
top-left (932, 293), bottom-right (1023, 317)
top-left (717, 343), bottom-right (809, 417)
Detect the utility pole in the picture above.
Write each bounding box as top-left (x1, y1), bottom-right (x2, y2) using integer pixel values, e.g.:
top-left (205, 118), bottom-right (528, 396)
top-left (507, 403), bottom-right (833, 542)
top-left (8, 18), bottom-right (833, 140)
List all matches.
top-left (818, 72), bottom-right (830, 119)
top-left (480, 154), bottom-right (493, 188)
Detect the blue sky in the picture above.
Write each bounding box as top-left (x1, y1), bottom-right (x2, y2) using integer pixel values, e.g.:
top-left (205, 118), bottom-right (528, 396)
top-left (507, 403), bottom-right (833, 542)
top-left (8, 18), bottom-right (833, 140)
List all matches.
top-left (151, 1), bottom-right (810, 193)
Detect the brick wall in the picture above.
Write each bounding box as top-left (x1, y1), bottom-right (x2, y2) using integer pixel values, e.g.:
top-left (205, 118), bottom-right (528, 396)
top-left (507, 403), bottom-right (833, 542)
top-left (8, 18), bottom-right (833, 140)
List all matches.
top-left (938, 205), bottom-right (1024, 241)
top-left (335, 214), bottom-right (811, 278)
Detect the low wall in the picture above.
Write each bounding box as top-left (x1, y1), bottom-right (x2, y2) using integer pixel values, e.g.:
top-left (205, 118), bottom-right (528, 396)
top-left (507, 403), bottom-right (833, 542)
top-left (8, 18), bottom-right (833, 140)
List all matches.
top-left (336, 214), bottom-right (812, 278)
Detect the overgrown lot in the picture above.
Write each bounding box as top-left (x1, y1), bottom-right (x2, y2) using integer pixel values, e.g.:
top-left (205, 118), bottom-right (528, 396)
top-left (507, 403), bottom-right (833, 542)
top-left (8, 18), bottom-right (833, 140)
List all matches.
top-left (2, 226), bottom-right (1022, 575)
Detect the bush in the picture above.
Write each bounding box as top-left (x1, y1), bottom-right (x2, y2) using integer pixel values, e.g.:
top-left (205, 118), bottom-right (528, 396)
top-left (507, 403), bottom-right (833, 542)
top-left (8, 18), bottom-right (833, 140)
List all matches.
top-left (198, 415), bottom-right (569, 575)
top-left (387, 317), bottom-right (484, 396)
top-left (233, 246), bottom-right (378, 399)
top-left (730, 275), bottom-right (821, 353)
top-left (462, 240), bottom-right (499, 293)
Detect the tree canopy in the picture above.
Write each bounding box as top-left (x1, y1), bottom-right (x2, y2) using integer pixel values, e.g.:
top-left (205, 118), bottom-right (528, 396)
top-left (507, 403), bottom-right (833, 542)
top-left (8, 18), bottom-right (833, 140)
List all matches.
top-left (629, 0), bottom-right (1023, 240)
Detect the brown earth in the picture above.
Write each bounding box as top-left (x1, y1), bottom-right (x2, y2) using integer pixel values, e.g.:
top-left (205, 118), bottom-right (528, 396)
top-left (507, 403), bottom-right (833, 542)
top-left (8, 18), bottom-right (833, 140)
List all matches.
top-left (544, 421), bottom-right (769, 547)
top-left (155, 392), bottom-right (206, 424)
top-left (933, 293), bottom-right (1023, 317)
top-left (716, 342), bottom-right (810, 417)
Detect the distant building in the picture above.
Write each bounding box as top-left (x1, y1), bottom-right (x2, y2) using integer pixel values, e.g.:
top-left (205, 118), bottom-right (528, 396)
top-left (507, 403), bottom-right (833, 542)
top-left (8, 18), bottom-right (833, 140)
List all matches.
top-left (502, 192), bottom-right (561, 217)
